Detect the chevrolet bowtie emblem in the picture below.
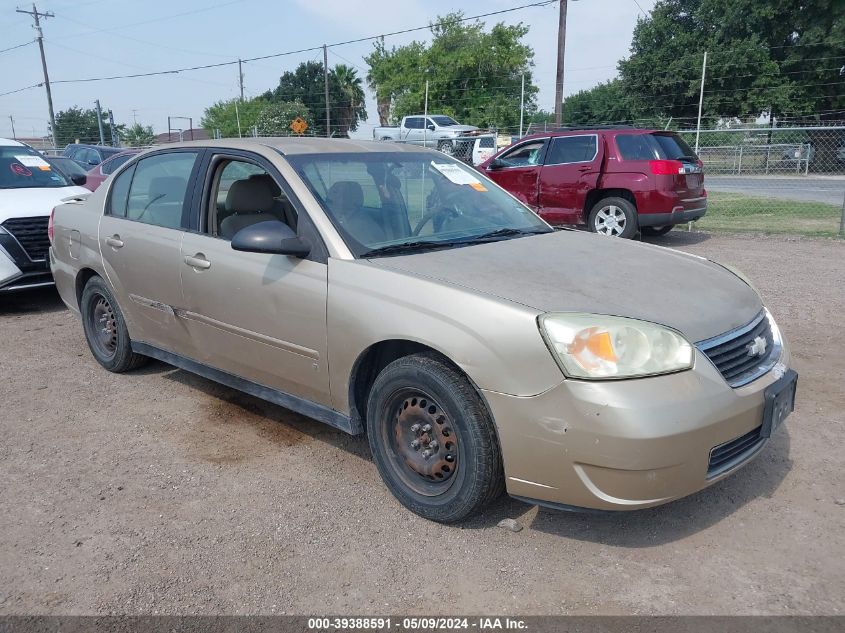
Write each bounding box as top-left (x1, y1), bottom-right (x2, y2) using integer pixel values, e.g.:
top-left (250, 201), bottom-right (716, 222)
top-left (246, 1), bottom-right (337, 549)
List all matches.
top-left (747, 336), bottom-right (767, 357)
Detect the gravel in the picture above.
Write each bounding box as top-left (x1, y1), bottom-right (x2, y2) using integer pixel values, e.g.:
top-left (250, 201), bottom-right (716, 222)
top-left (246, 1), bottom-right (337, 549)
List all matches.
top-left (0, 231), bottom-right (843, 615)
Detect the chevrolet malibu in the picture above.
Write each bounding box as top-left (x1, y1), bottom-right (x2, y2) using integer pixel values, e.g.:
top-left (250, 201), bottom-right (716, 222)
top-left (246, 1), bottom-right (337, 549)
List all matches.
top-left (49, 138), bottom-right (796, 522)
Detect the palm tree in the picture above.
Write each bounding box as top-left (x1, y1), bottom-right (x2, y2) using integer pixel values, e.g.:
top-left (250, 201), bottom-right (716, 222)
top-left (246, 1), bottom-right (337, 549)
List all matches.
top-left (331, 64), bottom-right (366, 137)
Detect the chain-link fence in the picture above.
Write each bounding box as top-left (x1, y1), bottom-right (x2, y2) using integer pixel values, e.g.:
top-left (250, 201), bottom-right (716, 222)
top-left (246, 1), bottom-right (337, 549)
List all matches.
top-left (676, 125), bottom-right (845, 238)
top-left (13, 118), bottom-right (845, 238)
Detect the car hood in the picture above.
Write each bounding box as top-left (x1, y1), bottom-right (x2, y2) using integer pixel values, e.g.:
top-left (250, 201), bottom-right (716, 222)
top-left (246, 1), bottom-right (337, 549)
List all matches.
top-left (368, 230), bottom-right (762, 343)
top-left (0, 186), bottom-right (90, 220)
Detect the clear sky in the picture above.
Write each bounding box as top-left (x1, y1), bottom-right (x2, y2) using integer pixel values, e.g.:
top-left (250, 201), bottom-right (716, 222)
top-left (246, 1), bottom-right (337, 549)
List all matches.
top-left (0, 0), bottom-right (655, 140)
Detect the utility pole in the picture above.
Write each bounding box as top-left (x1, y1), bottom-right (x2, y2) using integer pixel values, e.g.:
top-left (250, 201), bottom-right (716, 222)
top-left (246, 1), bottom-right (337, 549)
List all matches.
top-left (17, 4), bottom-right (56, 145)
top-left (94, 99), bottom-right (105, 145)
top-left (8, 115), bottom-right (15, 140)
top-left (519, 73), bottom-right (525, 137)
top-left (238, 58), bottom-right (244, 101)
top-left (554, 0), bottom-right (568, 126)
top-left (323, 44), bottom-right (331, 137)
top-left (108, 109), bottom-right (117, 146)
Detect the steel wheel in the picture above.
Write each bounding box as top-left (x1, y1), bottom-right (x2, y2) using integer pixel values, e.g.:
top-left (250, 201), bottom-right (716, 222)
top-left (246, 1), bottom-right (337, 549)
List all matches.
top-left (87, 293), bottom-right (118, 359)
top-left (381, 388), bottom-right (460, 496)
top-left (594, 204), bottom-right (628, 236)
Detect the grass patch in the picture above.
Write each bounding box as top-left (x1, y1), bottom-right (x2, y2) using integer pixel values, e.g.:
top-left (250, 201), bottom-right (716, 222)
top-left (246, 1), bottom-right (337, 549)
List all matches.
top-left (697, 191), bottom-right (843, 237)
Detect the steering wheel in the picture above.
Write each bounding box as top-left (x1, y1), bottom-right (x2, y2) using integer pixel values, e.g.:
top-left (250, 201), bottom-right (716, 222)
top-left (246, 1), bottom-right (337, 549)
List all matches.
top-left (412, 188), bottom-right (464, 236)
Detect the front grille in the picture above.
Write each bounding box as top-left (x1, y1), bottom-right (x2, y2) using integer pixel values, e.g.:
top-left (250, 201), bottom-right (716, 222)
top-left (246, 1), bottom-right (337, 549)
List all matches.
top-left (698, 311), bottom-right (778, 387)
top-left (1, 216), bottom-right (50, 261)
top-left (707, 425), bottom-right (764, 478)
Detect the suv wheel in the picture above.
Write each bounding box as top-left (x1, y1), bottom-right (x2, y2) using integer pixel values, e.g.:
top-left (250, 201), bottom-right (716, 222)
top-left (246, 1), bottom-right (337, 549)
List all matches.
top-left (366, 353), bottom-right (504, 522)
top-left (641, 225), bottom-right (674, 237)
top-left (437, 140), bottom-right (455, 155)
top-left (80, 276), bottom-right (148, 372)
top-left (588, 197), bottom-right (638, 238)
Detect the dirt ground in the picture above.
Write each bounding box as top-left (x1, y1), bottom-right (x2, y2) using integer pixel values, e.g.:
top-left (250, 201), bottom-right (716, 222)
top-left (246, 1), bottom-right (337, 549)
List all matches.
top-left (0, 231), bottom-right (843, 615)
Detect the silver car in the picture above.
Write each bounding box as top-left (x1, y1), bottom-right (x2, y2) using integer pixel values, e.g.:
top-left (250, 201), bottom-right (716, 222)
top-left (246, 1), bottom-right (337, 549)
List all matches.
top-left (50, 138), bottom-right (797, 522)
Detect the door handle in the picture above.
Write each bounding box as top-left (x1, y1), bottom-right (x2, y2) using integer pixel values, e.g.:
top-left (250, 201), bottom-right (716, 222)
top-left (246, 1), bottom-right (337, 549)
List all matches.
top-left (105, 235), bottom-right (124, 249)
top-left (184, 254), bottom-right (211, 270)
top-left (577, 165), bottom-right (592, 172)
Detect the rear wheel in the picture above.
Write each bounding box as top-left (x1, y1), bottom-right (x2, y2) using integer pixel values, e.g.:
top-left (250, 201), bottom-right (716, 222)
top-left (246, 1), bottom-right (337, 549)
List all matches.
top-left (437, 140), bottom-right (455, 155)
top-left (80, 276), bottom-right (148, 373)
top-left (641, 224), bottom-right (675, 237)
top-left (588, 197), bottom-right (638, 238)
top-left (366, 353), bottom-right (504, 522)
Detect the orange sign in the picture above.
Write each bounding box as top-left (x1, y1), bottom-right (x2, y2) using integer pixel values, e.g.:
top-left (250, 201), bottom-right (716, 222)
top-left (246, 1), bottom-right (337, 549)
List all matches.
top-left (290, 117), bottom-right (308, 135)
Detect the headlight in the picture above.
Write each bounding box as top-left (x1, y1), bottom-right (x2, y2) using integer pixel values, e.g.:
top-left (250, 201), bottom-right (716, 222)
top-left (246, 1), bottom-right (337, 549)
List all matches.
top-left (538, 313), bottom-right (694, 380)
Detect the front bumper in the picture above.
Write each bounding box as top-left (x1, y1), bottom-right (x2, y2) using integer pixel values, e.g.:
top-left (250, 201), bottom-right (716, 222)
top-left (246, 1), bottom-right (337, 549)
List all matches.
top-left (484, 343), bottom-right (791, 511)
top-left (0, 238), bottom-right (53, 292)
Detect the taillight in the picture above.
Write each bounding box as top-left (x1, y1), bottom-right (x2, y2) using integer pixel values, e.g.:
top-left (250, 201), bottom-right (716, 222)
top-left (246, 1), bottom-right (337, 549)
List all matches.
top-left (48, 207), bottom-right (55, 244)
top-left (649, 159), bottom-right (684, 175)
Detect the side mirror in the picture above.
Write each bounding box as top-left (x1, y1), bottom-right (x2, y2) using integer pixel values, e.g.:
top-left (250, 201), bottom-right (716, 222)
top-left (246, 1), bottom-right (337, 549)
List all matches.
top-left (70, 173), bottom-right (87, 186)
top-left (231, 220), bottom-right (311, 258)
top-left (427, 124), bottom-right (435, 131)
top-left (487, 158), bottom-right (505, 170)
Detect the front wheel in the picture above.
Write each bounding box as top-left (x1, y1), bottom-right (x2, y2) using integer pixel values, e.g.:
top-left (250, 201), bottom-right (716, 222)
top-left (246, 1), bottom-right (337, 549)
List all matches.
top-left (588, 197), bottom-right (638, 238)
top-left (641, 225), bottom-right (675, 237)
top-left (366, 353), bottom-right (504, 522)
top-left (80, 276), bottom-right (148, 372)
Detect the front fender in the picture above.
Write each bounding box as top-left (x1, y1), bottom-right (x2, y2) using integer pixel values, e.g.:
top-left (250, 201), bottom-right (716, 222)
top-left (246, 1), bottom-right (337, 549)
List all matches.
top-left (326, 259), bottom-right (564, 414)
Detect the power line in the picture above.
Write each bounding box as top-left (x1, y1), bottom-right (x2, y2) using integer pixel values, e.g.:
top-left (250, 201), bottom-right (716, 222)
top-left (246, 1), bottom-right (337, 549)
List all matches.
top-left (0, 40), bottom-right (34, 54)
top-left (31, 1), bottom-right (559, 85)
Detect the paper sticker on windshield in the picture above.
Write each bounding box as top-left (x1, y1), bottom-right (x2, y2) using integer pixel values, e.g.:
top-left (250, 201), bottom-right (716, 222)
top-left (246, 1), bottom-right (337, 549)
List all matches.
top-left (15, 155), bottom-right (51, 171)
top-left (431, 161), bottom-right (481, 186)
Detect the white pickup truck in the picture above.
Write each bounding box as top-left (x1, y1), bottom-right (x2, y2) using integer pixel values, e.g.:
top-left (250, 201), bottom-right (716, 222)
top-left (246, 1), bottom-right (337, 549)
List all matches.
top-left (373, 115), bottom-right (478, 155)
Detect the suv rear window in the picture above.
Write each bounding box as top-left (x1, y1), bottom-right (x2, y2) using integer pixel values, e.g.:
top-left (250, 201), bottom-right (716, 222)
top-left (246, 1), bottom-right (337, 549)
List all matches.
top-left (616, 133), bottom-right (697, 161)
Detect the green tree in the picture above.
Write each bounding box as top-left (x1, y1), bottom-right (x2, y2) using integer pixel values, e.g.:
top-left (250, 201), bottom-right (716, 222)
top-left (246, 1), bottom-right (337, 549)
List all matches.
top-left (254, 100), bottom-right (313, 135)
top-left (561, 79), bottom-right (642, 125)
top-left (121, 123), bottom-right (155, 147)
top-left (52, 106), bottom-right (111, 147)
top-left (200, 97), bottom-right (267, 138)
top-left (619, 0), bottom-right (844, 123)
top-left (263, 61), bottom-right (367, 137)
top-left (365, 12), bottom-right (538, 131)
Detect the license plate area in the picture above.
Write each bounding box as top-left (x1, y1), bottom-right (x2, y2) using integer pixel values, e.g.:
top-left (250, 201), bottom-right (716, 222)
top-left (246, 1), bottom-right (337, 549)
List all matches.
top-left (761, 369), bottom-right (797, 438)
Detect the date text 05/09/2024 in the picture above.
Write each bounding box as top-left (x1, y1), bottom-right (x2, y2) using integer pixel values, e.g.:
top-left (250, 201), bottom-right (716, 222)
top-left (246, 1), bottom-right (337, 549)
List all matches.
top-left (307, 617), bottom-right (528, 631)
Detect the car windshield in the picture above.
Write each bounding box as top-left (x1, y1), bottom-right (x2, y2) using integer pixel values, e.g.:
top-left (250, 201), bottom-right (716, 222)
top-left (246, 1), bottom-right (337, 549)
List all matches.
top-left (0, 146), bottom-right (72, 189)
top-left (286, 151), bottom-right (552, 257)
top-left (430, 116), bottom-right (459, 127)
top-left (47, 157), bottom-right (87, 180)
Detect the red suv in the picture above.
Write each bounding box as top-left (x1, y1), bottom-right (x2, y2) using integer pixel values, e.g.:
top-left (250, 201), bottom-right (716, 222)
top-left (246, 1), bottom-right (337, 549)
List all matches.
top-left (479, 127), bottom-right (706, 238)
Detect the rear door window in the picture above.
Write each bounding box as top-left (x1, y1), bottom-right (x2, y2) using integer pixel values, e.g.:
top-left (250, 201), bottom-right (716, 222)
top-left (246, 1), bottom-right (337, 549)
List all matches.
top-left (125, 152), bottom-right (199, 229)
top-left (545, 135), bottom-right (597, 165)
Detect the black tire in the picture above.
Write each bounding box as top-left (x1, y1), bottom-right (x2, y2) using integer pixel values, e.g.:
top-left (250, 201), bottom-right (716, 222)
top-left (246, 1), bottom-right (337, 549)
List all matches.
top-left (587, 196), bottom-right (638, 238)
top-left (366, 353), bottom-right (504, 522)
top-left (437, 140), bottom-right (455, 155)
top-left (641, 224), bottom-right (675, 237)
top-left (80, 276), bottom-right (148, 373)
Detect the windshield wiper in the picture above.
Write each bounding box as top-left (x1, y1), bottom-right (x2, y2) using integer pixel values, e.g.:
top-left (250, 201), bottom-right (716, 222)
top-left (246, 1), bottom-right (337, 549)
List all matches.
top-left (360, 240), bottom-right (456, 258)
top-left (452, 227), bottom-right (549, 244)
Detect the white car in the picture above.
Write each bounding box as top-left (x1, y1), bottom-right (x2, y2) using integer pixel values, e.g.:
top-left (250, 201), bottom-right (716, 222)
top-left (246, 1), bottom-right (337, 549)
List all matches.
top-left (0, 138), bottom-right (90, 292)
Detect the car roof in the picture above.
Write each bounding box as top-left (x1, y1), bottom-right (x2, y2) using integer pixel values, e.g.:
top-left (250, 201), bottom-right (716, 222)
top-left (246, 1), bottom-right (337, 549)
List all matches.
top-left (519, 127), bottom-right (660, 142)
top-left (0, 137), bottom-right (26, 147)
top-left (151, 137), bottom-right (442, 156)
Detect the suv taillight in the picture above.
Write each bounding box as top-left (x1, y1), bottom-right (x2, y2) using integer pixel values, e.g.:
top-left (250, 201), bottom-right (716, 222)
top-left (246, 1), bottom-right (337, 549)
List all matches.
top-left (649, 159), bottom-right (684, 175)
top-left (48, 207), bottom-right (55, 244)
